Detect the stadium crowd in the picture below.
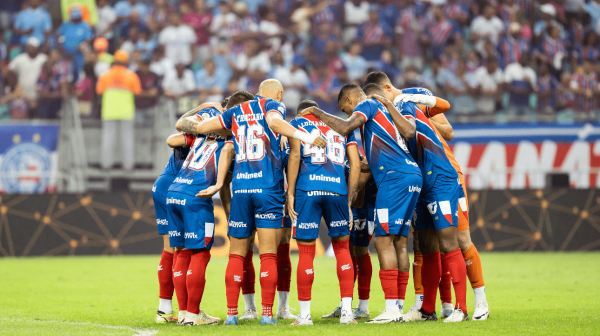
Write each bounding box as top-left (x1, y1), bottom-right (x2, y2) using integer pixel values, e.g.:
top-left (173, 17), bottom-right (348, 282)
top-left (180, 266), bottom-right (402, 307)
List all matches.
top-left (1, 0), bottom-right (600, 122)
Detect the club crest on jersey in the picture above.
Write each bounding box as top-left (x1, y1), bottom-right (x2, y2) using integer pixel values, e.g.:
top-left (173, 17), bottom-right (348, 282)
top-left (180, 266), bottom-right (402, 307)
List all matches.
top-left (427, 202), bottom-right (437, 215)
top-left (202, 112), bottom-right (210, 119)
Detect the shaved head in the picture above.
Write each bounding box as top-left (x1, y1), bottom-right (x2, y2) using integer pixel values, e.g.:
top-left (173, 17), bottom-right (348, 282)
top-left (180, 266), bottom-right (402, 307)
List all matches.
top-left (364, 71), bottom-right (397, 102)
top-left (258, 79), bottom-right (284, 101)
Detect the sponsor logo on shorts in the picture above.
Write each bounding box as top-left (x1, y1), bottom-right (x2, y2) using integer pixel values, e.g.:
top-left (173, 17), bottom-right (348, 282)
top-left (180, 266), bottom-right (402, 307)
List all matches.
top-left (341, 264), bottom-right (351, 271)
top-left (157, 219), bottom-right (168, 226)
top-left (174, 271), bottom-right (183, 277)
top-left (255, 213), bottom-right (276, 220)
top-left (168, 230), bottom-right (181, 237)
top-left (236, 171), bottom-right (263, 179)
top-left (395, 219), bottom-right (404, 225)
top-left (309, 174), bottom-right (341, 183)
top-left (158, 265), bottom-right (163, 271)
top-left (152, 186), bottom-right (156, 192)
top-left (185, 232), bottom-right (198, 239)
top-left (234, 275), bottom-right (241, 282)
top-left (166, 197), bottom-right (186, 205)
top-left (330, 220), bottom-right (347, 227)
top-left (465, 260), bottom-right (472, 266)
top-left (427, 201), bottom-right (437, 215)
top-left (174, 177), bottom-right (193, 185)
top-left (260, 271), bottom-right (269, 278)
top-left (230, 221), bottom-right (247, 228)
top-left (235, 189), bottom-right (263, 193)
top-left (307, 190), bottom-right (341, 196)
top-left (187, 270), bottom-right (192, 275)
top-left (305, 269), bottom-right (314, 275)
top-left (408, 185), bottom-right (421, 193)
top-left (405, 159), bottom-right (419, 168)
top-left (298, 222), bottom-right (319, 229)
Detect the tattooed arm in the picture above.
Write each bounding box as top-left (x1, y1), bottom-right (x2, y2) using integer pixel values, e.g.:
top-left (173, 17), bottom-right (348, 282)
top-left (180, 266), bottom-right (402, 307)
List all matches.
top-left (175, 116), bottom-right (231, 137)
top-left (367, 94), bottom-right (416, 140)
top-left (300, 107), bottom-right (364, 136)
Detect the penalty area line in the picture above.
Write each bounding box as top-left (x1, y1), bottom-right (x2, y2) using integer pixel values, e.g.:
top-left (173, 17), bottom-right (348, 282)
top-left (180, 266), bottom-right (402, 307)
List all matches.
top-left (1, 318), bottom-right (158, 336)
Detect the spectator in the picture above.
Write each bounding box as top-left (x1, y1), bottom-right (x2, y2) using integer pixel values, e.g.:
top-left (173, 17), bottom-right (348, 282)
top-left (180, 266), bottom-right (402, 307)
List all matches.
top-left (94, 38), bottom-right (113, 77)
top-left (535, 24), bottom-right (567, 72)
top-left (466, 49), bottom-right (480, 73)
top-left (119, 10), bottom-right (150, 43)
top-left (343, 0), bottom-right (370, 43)
top-left (504, 53), bottom-right (536, 113)
top-left (470, 3), bottom-right (504, 55)
top-left (36, 54), bottom-right (70, 119)
top-left (13, 0), bottom-right (52, 46)
top-left (0, 0), bottom-right (23, 31)
top-left (583, 0), bottom-right (600, 34)
top-left (444, 0), bottom-right (470, 26)
top-left (228, 2), bottom-right (260, 55)
top-left (75, 62), bottom-right (96, 117)
top-left (236, 39), bottom-right (271, 91)
top-left (96, 50), bottom-right (141, 171)
top-left (356, 5), bottom-right (393, 63)
top-left (162, 63), bottom-right (196, 99)
top-left (56, 7), bottom-right (93, 79)
top-left (210, 1), bottom-right (236, 42)
top-left (374, 49), bottom-right (401, 85)
top-left (308, 62), bottom-right (341, 114)
top-left (258, 7), bottom-right (283, 53)
top-left (147, 0), bottom-right (172, 33)
top-left (291, 0), bottom-right (329, 41)
top-left (158, 13), bottom-right (197, 65)
top-left (0, 66), bottom-right (29, 119)
top-left (425, 5), bottom-right (461, 58)
top-left (473, 57), bottom-right (504, 114)
top-left (498, 22), bottom-right (531, 68)
top-left (274, 55), bottom-right (309, 115)
top-left (557, 72), bottom-right (576, 111)
top-left (380, 0), bottom-right (401, 28)
top-left (536, 61), bottom-right (560, 113)
top-left (311, 22), bottom-right (341, 59)
top-left (499, 0), bottom-right (521, 26)
top-left (149, 46), bottom-right (174, 78)
top-left (340, 40), bottom-right (367, 82)
top-left (135, 30), bottom-right (156, 53)
top-left (182, 0), bottom-right (212, 64)
top-left (534, 4), bottom-right (565, 41)
top-left (114, 0), bottom-right (149, 22)
top-left (570, 57), bottom-right (599, 115)
top-left (312, 0), bottom-right (338, 27)
top-left (135, 53), bottom-right (160, 120)
top-left (96, 0), bottom-right (117, 40)
top-left (119, 26), bottom-right (139, 55)
top-left (421, 57), bottom-right (455, 92)
top-left (395, 0), bottom-right (425, 71)
top-left (196, 58), bottom-right (228, 103)
top-left (444, 60), bottom-right (477, 114)
top-left (571, 31), bottom-right (600, 66)
top-left (483, 40), bottom-right (502, 64)
top-left (8, 37), bottom-right (47, 100)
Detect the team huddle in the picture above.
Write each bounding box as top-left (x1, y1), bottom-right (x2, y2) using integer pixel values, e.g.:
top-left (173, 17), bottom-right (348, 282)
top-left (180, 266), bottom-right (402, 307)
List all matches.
top-left (150, 72), bottom-right (490, 326)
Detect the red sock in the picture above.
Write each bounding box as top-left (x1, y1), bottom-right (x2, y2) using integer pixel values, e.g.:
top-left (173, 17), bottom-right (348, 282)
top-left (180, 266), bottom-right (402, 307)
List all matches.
top-left (439, 270), bottom-right (453, 304)
top-left (442, 248), bottom-right (468, 314)
top-left (379, 269), bottom-right (398, 300)
top-left (225, 254), bottom-right (245, 315)
top-left (351, 255), bottom-right (359, 284)
top-left (357, 253), bottom-right (372, 300)
top-left (241, 250), bottom-right (255, 295)
top-left (297, 244), bottom-right (316, 301)
top-left (332, 239), bottom-right (354, 298)
top-left (158, 250), bottom-right (174, 300)
top-left (186, 250), bottom-right (211, 314)
top-left (421, 251), bottom-right (441, 314)
top-left (259, 253), bottom-right (278, 316)
top-left (173, 249), bottom-right (192, 311)
top-left (276, 243), bottom-right (291, 292)
top-left (397, 271), bottom-right (409, 301)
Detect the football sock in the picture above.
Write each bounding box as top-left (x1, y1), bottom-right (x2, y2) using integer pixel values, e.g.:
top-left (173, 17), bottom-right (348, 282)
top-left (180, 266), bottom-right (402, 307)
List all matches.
top-left (277, 243), bottom-right (292, 293)
top-left (463, 244), bottom-right (485, 289)
top-left (357, 253), bottom-right (372, 300)
top-left (439, 271), bottom-right (453, 304)
top-left (158, 299), bottom-right (172, 314)
top-left (357, 299), bottom-right (369, 312)
top-left (259, 253), bottom-right (278, 317)
top-left (277, 291), bottom-right (289, 311)
top-left (351, 255), bottom-right (359, 284)
top-left (243, 294), bottom-right (256, 311)
top-left (474, 286), bottom-right (487, 303)
top-left (225, 254), bottom-right (245, 315)
top-left (241, 250), bottom-right (255, 295)
top-left (299, 300), bottom-right (311, 319)
top-left (397, 271), bottom-right (409, 310)
top-left (297, 244), bottom-right (316, 301)
top-left (421, 251), bottom-right (441, 315)
top-left (158, 250), bottom-right (174, 311)
top-left (379, 269), bottom-right (398, 309)
top-left (332, 240), bottom-right (354, 299)
top-left (413, 252), bottom-right (424, 295)
top-left (186, 250), bottom-right (210, 315)
top-left (442, 248), bottom-right (468, 314)
top-left (173, 249), bottom-right (192, 312)
top-left (415, 294), bottom-right (424, 309)
top-left (341, 297), bottom-right (353, 315)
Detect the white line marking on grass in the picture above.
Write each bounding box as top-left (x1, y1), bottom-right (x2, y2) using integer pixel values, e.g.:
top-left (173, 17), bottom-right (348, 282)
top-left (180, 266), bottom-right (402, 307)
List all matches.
top-left (1, 318), bottom-right (158, 336)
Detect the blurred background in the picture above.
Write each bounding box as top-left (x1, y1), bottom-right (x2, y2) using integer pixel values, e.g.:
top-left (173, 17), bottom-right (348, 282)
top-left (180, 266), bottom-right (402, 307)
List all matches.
top-left (0, 0), bottom-right (599, 256)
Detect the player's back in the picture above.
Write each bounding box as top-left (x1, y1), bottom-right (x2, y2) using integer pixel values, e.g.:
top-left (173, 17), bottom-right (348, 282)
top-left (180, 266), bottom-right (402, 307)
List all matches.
top-left (159, 146), bottom-right (190, 177)
top-left (353, 98), bottom-right (421, 186)
top-left (290, 115), bottom-right (357, 195)
top-left (219, 95), bottom-right (286, 190)
top-left (432, 126), bottom-right (463, 177)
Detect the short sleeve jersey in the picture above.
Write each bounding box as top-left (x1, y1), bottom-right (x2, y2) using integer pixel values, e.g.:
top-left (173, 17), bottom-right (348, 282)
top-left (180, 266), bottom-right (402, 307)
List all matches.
top-left (219, 95), bottom-right (286, 190)
top-left (168, 107), bottom-right (229, 195)
top-left (352, 98), bottom-right (420, 186)
top-left (289, 115), bottom-right (357, 195)
top-left (396, 100), bottom-right (458, 189)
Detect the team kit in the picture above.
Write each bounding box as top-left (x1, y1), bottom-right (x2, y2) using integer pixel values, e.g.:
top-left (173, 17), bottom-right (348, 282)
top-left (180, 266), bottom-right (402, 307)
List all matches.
top-left (150, 72), bottom-right (489, 326)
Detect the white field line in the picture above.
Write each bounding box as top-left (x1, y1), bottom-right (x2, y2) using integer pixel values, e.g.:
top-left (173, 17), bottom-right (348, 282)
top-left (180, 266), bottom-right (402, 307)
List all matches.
top-left (1, 318), bottom-right (158, 336)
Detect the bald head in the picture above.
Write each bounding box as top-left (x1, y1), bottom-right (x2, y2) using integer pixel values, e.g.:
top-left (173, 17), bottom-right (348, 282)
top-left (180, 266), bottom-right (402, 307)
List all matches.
top-left (258, 79), bottom-right (284, 101)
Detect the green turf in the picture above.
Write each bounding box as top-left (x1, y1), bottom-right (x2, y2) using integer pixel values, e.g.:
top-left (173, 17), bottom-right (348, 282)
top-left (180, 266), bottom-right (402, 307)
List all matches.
top-left (1, 253), bottom-right (599, 335)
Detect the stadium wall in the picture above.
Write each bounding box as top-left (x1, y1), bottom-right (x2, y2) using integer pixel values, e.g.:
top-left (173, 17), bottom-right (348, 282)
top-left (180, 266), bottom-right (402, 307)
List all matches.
top-left (0, 189), bottom-right (599, 257)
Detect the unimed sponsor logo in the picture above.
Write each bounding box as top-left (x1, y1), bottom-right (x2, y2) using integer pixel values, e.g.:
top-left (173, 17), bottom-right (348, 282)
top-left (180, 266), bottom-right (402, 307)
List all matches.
top-left (298, 222), bottom-right (318, 229)
top-left (184, 232), bottom-right (198, 239)
top-left (408, 185), bottom-right (421, 193)
top-left (237, 171), bottom-right (263, 179)
top-left (307, 190), bottom-right (340, 196)
top-left (395, 219), bottom-right (404, 225)
top-left (309, 174), bottom-right (341, 183)
top-left (168, 230), bottom-right (181, 237)
top-left (174, 177), bottom-right (193, 185)
top-left (166, 197), bottom-right (186, 205)
top-left (235, 189), bottom-right (263, 193)
top-left (255, 213), bottom-right (276, 219)
top-left (330, 220), bottom-right (347, 227)
top-left (230, 221), bottom-right (247, 228)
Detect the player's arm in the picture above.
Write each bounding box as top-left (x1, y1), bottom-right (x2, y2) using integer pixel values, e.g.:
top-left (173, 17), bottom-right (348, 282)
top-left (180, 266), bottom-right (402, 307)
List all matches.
top-left (367, 94), bottom-right (416, 140)
top-left (166, 134), bottom-right (187, 148)
top-left (265, 111), bottom-right (327, 148)
top-left (219, 171), bottom-right (233, 220)
top-left (285, 137), bottom-right (301, 223)
top-left (196, 142), bottom-right (235, 198)
top-left (299, 106), bottom-right (364, 136)
top-left (429, 114), bottom-right (454, 141)
top-left (397, 94), bottom-right (451, 117)
top-left (346, 144), bottom-right (360, 225)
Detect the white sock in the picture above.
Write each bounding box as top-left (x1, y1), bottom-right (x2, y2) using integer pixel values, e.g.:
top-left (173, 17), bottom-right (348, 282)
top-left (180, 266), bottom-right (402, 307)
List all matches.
top-left (158, 299), bottom-right (172, 313)
top-left (385, 299), bottom-right (398, 311)
top-left (474, 287), bottom-right (486, 303)
top-left (243, 293), bottom-right (256, 310)
top-left (357, 299), bottom-right (369, 312)
top-left (415, 294), bottom-right (423, 309)
top-left (299, 300), bottom-right (311, 319)
top-left (398, 299), bottom-right (404, 311)
top-left (277, 291), bottom-right (289, 310)
top-left (341, 297), bottom-right (352, 314)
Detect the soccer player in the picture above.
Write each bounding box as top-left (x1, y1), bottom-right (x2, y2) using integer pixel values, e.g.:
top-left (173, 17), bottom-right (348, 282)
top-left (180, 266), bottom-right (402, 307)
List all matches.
top-left (299, 84), bottom-right (422, 324)
top-left (363, 72), bottom-right (469, 322)
top-left (185, 79), bottom-right (327, 326)
top-left (152, 101), bottom-right (223, 324)
top-left (286, 99), bottom-right (361, 325)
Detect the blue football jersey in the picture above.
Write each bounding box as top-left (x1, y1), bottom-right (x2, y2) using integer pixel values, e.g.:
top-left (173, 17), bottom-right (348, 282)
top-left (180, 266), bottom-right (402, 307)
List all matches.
top-left (219, 95), bottom-right (286, 190)
top-left (290, 115), bottom-right (357, 195)
top-left (344, 154), bottom-right (377, 208)
top-left (160, 146), bottom-right (190, 176)
top-left (352, 98), bottom-right (421, 186)
top-left (401, 87), bottom-right (433, 96)
top-left (168, 107), bottom-right (228, 195)
top-left (396, 101), bottom-right (458, 189)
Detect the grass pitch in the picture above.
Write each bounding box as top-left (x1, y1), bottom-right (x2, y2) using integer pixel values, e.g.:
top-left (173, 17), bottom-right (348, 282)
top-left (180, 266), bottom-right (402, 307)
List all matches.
top-left (1, 253), bottom-right (599, 335)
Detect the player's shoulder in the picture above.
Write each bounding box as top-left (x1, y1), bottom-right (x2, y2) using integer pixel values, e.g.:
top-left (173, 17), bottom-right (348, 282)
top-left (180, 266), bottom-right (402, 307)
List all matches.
top-left (197, 106), bottom-right (221, 121)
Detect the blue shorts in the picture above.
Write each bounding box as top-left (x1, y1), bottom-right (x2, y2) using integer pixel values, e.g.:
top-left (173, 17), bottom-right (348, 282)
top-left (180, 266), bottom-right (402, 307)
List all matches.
top-left (152, 174), bottom-right (176, 235)
top-left (228, 184), bottom-right (285, 239)
top-left (374, 171), bottom-right (422, 238)
top-left (414, 174), bottom-right (460, 231)
top-left (166, 191), bottom-right (216, 250)
top-left (351, 204), bottom-right (375, 247)
top-left (283, 215), bottom-right (292, 229)
top-left (293, 190), bottom-right (350, 240)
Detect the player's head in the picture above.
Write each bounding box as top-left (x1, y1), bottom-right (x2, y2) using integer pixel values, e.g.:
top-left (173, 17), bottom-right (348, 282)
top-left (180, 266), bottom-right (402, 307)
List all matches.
top-left (362, 83), bottom-right (385, 97)
top-left (364, 71), bottom-right (396, 101)
top-left (226, 91), bottom-right (254, 109)
top-left (297, 99), bottom-right (318, 113)
top-left (337, 83), bottom-right (364, 117)
top-left (221, 97), bottom-right (230, 109)
top-left (258, 79), bottom-right (284, 102)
